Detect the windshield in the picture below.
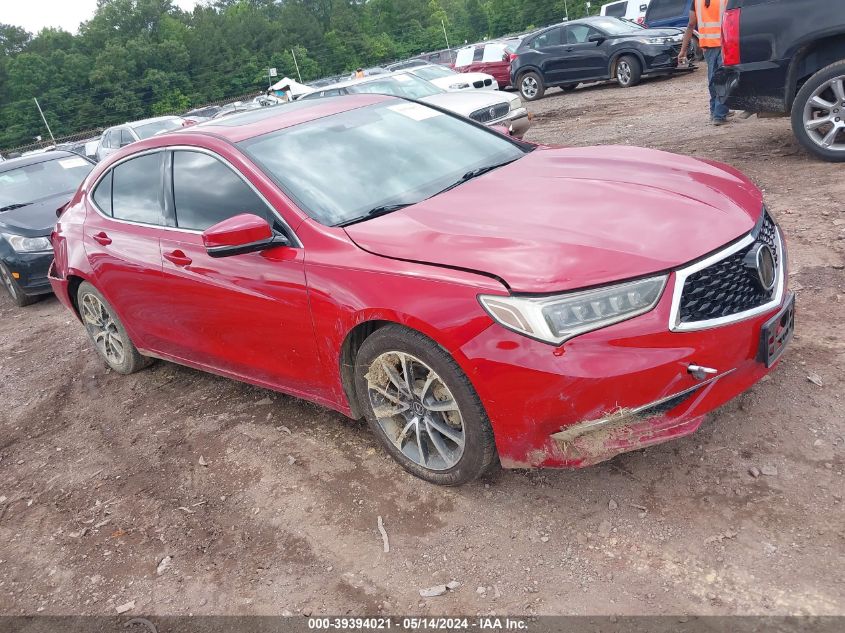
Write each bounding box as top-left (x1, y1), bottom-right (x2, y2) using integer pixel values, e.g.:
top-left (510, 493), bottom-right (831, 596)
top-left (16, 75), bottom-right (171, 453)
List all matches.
top-left (346, 74), bottom-right (444, 99)
top-left (239, 100), bottom-right (526, 226)
top-left (411, 66), bottom-right (456, 81)
top-left (0, 156), bottom-right (92, 209)
top-left (590, 17), bottom-right (643, 34)
top-left (133, 118), bottom-right (183, 139)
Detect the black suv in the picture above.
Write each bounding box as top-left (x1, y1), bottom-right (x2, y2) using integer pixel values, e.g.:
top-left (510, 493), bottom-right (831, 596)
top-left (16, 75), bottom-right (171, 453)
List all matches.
top-left (510, 16), bottom-right (691, 101)
top-left (715, 0), bottom-right (845, 162)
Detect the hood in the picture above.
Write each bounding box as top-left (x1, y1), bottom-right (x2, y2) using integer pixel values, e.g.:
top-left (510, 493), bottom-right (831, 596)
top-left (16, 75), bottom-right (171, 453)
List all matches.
top-left (430, 72), bottom-right (496, 89)
top-left (421, 90), bottom-right (512, 116)
top-left (0, 191), bottom-right (71, 237)
top-left (344, 146), bottom-right (763, 293)
top-left (619, 27), bottom-right (683, 38)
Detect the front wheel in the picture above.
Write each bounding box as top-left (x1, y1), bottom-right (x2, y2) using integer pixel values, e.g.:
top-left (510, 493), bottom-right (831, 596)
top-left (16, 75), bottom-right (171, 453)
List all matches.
top-left (0, 262), bottom-right (38, 307)
top-left (616, 55), bottom-right (642, 88)
top-left (77, 281), bottom-right (152, 374)
top-left (518, 71), bottom-right (545, 101)
top-left (354, 325), bottom-right (498, 485)
top-left (791, 60), bottom-right (845, 162)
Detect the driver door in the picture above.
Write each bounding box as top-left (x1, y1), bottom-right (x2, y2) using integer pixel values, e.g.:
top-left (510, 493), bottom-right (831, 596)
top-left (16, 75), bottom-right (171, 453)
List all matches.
top-left (155, 149), bottom-right (321, 395)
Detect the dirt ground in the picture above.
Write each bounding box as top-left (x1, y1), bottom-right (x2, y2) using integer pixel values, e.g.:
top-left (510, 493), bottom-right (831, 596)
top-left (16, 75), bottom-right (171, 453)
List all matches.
top-left (1, 70), bottom-right (843, 618)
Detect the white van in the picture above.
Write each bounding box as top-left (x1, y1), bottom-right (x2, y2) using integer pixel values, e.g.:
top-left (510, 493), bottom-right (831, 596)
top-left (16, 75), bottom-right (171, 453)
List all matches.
top-left (599, 0), bottom-right (651, 24)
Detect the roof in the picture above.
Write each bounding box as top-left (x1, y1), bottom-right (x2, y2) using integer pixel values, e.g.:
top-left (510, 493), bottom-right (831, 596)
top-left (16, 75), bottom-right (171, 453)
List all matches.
top-left (180, 93), bottom-right (393, 143)
top-left (0, 150), bottom-right (80, 173)
top-left (104, 115), bottom-right (183, 131)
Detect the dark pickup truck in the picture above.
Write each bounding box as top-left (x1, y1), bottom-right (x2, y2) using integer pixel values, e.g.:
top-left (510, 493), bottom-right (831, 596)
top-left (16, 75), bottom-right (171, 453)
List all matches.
top-left (714, 0), bottom-right (845, 162)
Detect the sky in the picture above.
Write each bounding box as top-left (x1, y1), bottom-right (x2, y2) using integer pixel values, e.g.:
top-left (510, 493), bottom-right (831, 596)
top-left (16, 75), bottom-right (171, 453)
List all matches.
top-left (5, 0), bottom-right (203, 35)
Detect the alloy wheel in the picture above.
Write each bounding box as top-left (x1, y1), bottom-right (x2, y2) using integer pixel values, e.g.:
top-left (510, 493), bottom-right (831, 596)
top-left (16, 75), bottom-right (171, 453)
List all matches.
top-left (803, 75), bottom-right (845, 152)
top-left (618, 60), bottom-right (632, 86)
top-left (80, 293), bottom-right (125, 365)
top-left (521, 75), bottom-right (539, 99)
top-left (0, 266), bottom-right (18, 299)
top-left (365, 351), bottom-right (465, 471)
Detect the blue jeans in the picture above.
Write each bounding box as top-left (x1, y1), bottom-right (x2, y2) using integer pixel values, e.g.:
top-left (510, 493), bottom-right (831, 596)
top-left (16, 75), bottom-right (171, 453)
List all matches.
top-left (704, 47), bottom-right (730, 121)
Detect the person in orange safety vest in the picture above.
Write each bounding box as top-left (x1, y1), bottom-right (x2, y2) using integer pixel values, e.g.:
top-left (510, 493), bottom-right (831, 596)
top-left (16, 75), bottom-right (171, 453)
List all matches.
top-left (679, 0), bottom-right (731, 125)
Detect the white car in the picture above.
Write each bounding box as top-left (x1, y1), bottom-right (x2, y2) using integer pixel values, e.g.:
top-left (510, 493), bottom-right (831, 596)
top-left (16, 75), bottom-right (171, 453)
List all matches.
top-left (95, 115), bottom-right (189, 162)
top-left (299, 71), bottom-right (530, 138)
top-left (391, 63), bottom-right (499, 91)
top-left (600, 0), bottom-right (651, 24)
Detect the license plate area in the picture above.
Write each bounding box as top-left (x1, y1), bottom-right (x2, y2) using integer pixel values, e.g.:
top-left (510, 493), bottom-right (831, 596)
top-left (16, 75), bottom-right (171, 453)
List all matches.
top-left (759, 292), bottom-right (795, 368)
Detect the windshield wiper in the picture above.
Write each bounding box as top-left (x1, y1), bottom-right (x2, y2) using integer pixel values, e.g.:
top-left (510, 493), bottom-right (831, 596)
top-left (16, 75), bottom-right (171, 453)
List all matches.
top-left (434, 158), bottom-right (520, 197)
top-left (338, 203), bottom-right (414, 227)
top-left (0, 203), bottom-right (31, 213)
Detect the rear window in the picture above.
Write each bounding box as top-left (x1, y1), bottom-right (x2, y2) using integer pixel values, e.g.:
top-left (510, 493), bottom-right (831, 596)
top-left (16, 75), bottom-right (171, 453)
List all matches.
top-left (482, 44), bottom-right (507, 62)
top-left (645, 0), bottom-right (688, 22)
top-left (455, 46), bottom-right (474, 67)
top-left (603, 1), bottom-right (628, 17)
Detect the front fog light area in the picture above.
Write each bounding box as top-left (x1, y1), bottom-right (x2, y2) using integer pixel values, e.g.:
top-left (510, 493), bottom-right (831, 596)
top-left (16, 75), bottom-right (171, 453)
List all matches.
top-left (479, 275), bottom-right (667, 345)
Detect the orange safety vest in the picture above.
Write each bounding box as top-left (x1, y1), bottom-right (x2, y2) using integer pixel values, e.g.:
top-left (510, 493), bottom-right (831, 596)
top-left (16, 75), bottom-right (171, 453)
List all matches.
top-left (695, 0), bottom-right (727, 48)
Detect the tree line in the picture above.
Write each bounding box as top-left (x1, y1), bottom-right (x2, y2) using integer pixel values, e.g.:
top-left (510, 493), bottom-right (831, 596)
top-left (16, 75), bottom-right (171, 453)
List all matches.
top-left (0, 0), bottom-right (592, 150)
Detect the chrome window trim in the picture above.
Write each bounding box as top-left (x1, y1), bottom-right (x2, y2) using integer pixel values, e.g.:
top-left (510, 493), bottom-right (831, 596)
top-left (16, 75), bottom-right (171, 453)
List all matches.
top-left (88, 145), bottom-right (301, 248)
top-left (668, 227), bottom-right (785, 332)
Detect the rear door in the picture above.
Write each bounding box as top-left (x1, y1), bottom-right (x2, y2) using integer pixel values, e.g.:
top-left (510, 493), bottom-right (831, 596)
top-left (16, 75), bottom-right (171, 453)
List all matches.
top-left (525, 27), bottom-right (568, 83)
top-left (156, 149), bottom-right (320, 394)
top-left (83, 151), bottom-right (169, 351)
top-left (479, 43), bottom-right (512, 87)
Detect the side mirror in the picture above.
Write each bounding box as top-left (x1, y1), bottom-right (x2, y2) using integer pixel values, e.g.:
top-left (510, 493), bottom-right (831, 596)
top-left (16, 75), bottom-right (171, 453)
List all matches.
top-left (587, 34), bottom-right (605, 44)
top-left (202, 213), bottom-right (288, 258)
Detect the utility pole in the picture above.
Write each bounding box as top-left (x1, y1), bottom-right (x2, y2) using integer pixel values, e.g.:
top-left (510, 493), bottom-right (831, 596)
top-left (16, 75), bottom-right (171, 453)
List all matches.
top-left (33, 97), bottom-right (55, 144)
top-left (290, 48), bottom-right (303, 83)
top-left (563, 0), bottom-right (569, 20)
top-left (441, 19), bottom-right (450, 50)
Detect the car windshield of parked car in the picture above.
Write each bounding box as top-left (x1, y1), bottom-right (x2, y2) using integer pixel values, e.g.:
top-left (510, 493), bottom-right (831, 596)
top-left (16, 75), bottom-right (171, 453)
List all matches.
top-left (411, 65), bottom-right (456, 81)
top-left (239, 100), bottom-right (527, 226)
top-left (347, 74), bottom-right (444, 99)
top-left (0, 156), bottom-right (93, 209)
top-left (133, 118), bottom-right (182, 139)
top-left (589, 17), bottom-right (643, 34)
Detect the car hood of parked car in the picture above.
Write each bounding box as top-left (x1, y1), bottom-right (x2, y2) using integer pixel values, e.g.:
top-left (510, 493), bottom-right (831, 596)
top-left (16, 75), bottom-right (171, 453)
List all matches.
top-left (429, 72), bottom-right (496, 89)
top-left (343, 145), bottom-right (764, 293)
top-left (0, 190), bottom-right (72, 237)
top-left (420, 90), bottom-right (512, 115)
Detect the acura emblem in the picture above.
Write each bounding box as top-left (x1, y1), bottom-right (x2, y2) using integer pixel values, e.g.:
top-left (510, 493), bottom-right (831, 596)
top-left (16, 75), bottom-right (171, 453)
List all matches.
top-left (744, 243), bottom-right (776, 291)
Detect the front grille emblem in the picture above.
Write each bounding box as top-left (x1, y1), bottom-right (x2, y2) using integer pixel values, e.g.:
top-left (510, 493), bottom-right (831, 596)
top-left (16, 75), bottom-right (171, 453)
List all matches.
top-left (744, 243), bottom-right (776, 292)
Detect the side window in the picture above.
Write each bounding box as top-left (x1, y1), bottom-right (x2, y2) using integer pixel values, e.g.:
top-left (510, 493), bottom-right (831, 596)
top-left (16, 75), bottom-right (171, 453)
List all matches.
top-left (119, 129), bottom-right (134, 147)
top-left (482, 43), bottom-right (506, 62)
top-left (455, 46), bottom-right (474, 67)
top-left (92, 170), bottom-right (112, 215)
top-left (172, 151), bottom-right (273, 231)
top-left (472, 46), bottom-right (484, 62)
top-left (102, 130), bottom-right (114, 149)
top-left (566, 25), bottom-right (598, 44)
top-left (111, 153), bottom-right (165, 225)
top-left (531, 28), bottom-right (562, 50)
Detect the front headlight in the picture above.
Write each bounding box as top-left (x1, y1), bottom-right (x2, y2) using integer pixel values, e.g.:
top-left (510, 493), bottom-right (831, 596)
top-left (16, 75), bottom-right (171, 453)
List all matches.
top-left (449, 82), bottom-right (471, 90)
top-left (637, 36), bottom-right (678, 45)
top-left (507, 93), bottom-right (522, 111)
top-left (479, 275), bottom-right (668, 345)
top-left (3, 233), bottom-right (52, 253)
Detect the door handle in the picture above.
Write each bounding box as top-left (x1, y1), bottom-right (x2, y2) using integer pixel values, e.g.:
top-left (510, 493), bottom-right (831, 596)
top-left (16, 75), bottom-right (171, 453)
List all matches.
top-left (163, 250), bottom-right (192, 267)
top-left (92, 231), bottom-right (112, 245)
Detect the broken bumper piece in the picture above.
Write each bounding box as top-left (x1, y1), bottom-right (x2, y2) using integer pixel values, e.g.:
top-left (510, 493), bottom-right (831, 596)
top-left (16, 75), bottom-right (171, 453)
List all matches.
top-left (550, 371), bottom-right (733, 467)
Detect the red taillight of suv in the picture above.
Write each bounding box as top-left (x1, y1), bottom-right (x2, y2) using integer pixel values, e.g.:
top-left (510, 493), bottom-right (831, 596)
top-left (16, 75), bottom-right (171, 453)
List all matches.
top-left (722, 8), bottom-right (741, 66)
top-left (506, 51), bottom-right (518, 63)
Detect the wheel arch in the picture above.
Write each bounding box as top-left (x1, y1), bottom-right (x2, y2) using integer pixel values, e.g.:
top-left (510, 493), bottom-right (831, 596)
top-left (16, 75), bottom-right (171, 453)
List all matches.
top-left (609, 50), bottom-right (646, 78)
top-left (786, 33), bottom-right (845, 111)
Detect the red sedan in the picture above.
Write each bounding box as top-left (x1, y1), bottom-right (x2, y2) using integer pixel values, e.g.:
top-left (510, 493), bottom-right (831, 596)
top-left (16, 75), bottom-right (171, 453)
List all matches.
top-left (49, 95), bottom-right (794, 485)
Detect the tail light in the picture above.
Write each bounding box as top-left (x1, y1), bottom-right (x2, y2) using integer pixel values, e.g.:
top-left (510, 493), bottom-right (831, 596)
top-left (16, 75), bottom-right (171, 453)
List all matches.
top-left (722, 8), bottom-right (741, 66)
top-left (507, 52), bottom-right (518, 63)
top-left (636, 17), bottom-right (645, 24)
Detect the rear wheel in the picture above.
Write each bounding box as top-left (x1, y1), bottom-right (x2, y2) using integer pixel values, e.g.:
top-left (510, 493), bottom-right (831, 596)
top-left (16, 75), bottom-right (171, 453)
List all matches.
top-left (791, 60), bottom-right (845, 162)
top-left (354, 325), bottom-right (498, 485)
top-left (616, 55), bottom-right (642, 88)
top-left (518, 71), bottom-right (545, 101)
top-left (0, 262), bottom-right (38, 307)
top-left (77, 281), bottom-right (152, 374)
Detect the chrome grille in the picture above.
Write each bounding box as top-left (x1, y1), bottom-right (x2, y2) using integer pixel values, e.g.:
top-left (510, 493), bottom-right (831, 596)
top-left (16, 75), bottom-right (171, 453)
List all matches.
top-left (469, 103), bottom-right (510, 123)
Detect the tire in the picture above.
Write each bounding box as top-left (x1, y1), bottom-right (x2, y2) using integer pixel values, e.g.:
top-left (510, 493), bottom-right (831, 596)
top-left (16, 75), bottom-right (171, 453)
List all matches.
top-left (76, 281), bottom-right (152, 374)
top-left (518, 71), bottom-right (545, 101)
top-left (616, 55), bottom-right (642, 88)
top-left (791, 60), bottom-right (845, 162)
top-left (0, 261), bottom-right (39, 307)
top-left (353, 324), bottom-right (498, 486)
